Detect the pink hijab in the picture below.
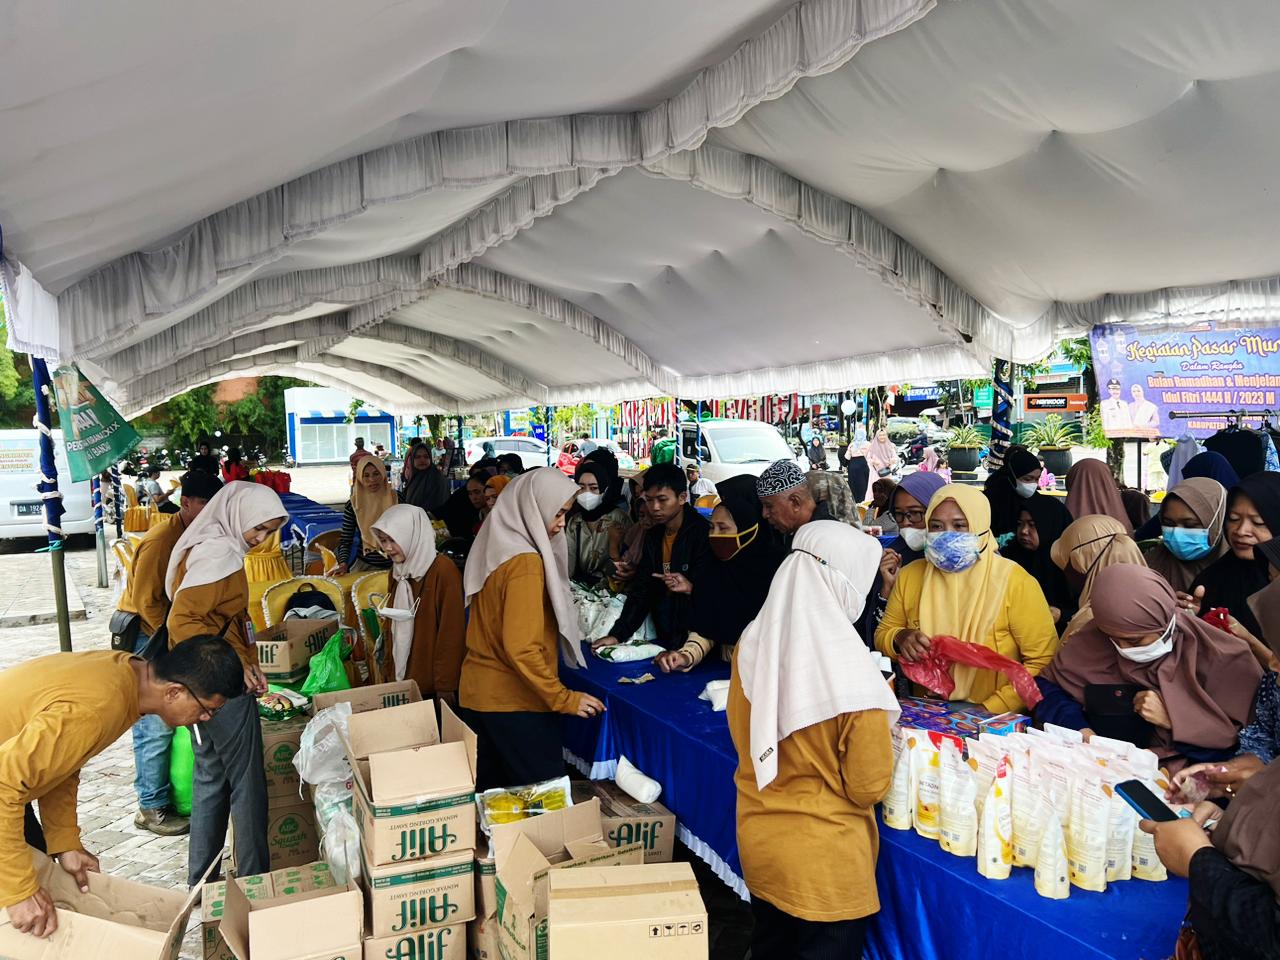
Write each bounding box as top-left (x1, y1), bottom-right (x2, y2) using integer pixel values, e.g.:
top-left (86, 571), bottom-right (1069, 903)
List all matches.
top-left (1065, 459), bottom-right (1132, 532)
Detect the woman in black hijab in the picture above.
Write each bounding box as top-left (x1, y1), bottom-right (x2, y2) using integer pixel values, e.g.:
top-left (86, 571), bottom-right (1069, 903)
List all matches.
top-left (655, 474), bottom-right (788, 672)
top-left (984, 445), bottom-right (1071, 539)
top-left (1187, 472), bottom-right (1280, 636)
top-left (400, 442), bottom-right (450, 514)
top-left (1000, 490), bottom-right (1076, 631)
top-left (565, 450), bottom-right (631, 584)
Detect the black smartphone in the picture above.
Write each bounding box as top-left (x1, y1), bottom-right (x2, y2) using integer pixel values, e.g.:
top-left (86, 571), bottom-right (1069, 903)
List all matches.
top-left (1115, 779), bottom-right (1180, 822)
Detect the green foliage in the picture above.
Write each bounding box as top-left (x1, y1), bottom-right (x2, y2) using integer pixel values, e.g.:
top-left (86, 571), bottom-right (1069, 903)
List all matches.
top-left (1025, 413), bottom-right (1079, 450)
top-left (345, 398), bottom-right (365, 424)
top-left (949, 423), bottom-right (984, 448)
top-left (1080, 408), bottom-right (1110, 449)
top-left (153, 385), bottom-right (217, 448)
top-left (0, 302), bottom-right (37, 427)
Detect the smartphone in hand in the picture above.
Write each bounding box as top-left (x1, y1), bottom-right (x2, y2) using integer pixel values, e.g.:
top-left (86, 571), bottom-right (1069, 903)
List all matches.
top-left (1115, 779), bottom-right (1181, 822)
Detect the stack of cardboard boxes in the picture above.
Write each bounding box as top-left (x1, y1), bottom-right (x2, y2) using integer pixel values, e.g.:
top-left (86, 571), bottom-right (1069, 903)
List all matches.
top-left (339, 684), bottom-right (480, 960)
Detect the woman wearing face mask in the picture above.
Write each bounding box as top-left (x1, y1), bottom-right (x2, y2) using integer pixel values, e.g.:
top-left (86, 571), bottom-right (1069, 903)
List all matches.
top-left (1050, 514), bottom-right (1147, 640)
top-left (457, 469), bottom-right (607, 789)
top-left (1135, 451), bottom-right (1239, 541)
top-left (331, 456), bottom-right (398, 576)
top-left (370, 504), bottom-right (466, 700)
top-left (1184, 472), bottom-right (1280, 637)
top-left (859, 471), bottom-right (947, 647)
top-left (1143, 478), bottom-right (1229, 593)
top-left (1000, 492), bottom-right (1075, 630)
top-left (565, 455), bottom-right (631, 585)
top-left (400, 442), bottom-right (450, 515)
top-left (1036, 565), bottom-right (1261, 771)
top-left (984, 446), bottom-right (1071, 539)
top-left (655, 476), bottom-right (788, 672)
top-left (165, 481), bottom-right (287, 887)
top-left (875, 484), bottom-right (1058, 713)
top-left (730, 521), bottom-right (900, 959)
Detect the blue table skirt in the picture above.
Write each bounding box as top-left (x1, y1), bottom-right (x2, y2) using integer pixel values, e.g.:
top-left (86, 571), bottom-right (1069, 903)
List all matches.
top-left (561, 656), bottom-right (1188, 960)
top-left (277, 492), bottom-right (343, 547)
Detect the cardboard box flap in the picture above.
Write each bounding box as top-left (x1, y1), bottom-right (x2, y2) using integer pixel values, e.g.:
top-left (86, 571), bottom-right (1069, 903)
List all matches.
top-left (346, 699), bottom-right (439, 761)
top-left (439, 699), bottom-right (479, 779)
top-left (548, 864), bottom-right (705, 925)
top-left (495, 832), bottom-right (553, 906)
top-left (366, 741), bottom-right (472, 805)
top-left (491, 799), bottom-right (604, 868)
top-left (222, 874), bottom-right (361, 960)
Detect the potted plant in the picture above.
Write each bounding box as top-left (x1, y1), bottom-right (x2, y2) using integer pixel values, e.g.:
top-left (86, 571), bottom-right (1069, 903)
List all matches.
top-left (947, 423), bottom-right (984, 472)
top-left (1026, 413), bottom-right (1077, 476)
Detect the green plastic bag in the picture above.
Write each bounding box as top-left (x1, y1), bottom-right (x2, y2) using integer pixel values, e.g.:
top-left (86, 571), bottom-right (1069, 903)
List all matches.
top-left (300, 631), bottom-right (351, 698)
top-left (169, 725), bottom-right (194, 816)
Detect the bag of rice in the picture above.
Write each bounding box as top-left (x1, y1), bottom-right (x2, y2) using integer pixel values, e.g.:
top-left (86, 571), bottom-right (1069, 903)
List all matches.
top-left (976, 754), bottom-right (1014, 880)
top-left (1066, 761), bottom-right (1109, 892)
top-left (910, 731), bottom-right (943, 841)
top-left (882, 726), bottom-right (914, 831)
top-left (1034, 797), bottom-right (1071, 900)
top-left (938, 739), bottom-right (978, 857)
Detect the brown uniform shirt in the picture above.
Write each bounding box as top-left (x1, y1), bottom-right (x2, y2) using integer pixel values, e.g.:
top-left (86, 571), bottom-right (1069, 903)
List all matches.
top-left (168, 558), bottom-right (257, 670)
top-left (118, 513), bottom-right (186, 635)
top-left (381, 555), bottom-right (467, 696)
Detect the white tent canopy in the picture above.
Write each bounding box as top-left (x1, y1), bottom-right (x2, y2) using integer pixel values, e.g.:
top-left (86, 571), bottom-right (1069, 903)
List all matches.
top-left (4, 0), bottom-right (1280, 416)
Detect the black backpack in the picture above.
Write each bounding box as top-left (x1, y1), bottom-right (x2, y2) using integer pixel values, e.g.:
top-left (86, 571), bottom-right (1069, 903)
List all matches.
top-left (283, 583), bottom-right (338, 614)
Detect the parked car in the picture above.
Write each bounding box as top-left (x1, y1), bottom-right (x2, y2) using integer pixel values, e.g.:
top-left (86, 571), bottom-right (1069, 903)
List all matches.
top-left (0, 430), bottom-right (95, 538)
top-left (464, 436), bottom-right (549, 471)
top-left (556, 437), bottom-right (637, 476)
top-left (673, 419), bottom-right (805, 484)
top-left (885, 415), bottom-right (947, 444)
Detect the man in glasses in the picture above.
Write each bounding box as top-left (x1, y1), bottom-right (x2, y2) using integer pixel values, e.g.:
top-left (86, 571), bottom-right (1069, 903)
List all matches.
top-left (0, 636), bottom-right (244, 941)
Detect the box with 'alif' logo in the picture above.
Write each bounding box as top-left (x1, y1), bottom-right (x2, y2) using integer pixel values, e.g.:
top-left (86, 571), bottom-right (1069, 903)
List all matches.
top-left (362, 922), bottom-right (467, 960)
top-left (340, 698), bottom-right (478, 867)
top-left (360, 846), bottom-right (476, 938)
top-left (570, 780), bottom-right (676, 864)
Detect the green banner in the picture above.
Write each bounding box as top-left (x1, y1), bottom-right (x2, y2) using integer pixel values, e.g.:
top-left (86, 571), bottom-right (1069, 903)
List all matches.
top-left (49, 366), bottom-right (141, 482)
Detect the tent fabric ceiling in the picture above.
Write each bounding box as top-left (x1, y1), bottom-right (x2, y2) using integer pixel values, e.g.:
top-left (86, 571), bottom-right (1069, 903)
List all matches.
top-left (4, 0), bottom-right (1280, 416)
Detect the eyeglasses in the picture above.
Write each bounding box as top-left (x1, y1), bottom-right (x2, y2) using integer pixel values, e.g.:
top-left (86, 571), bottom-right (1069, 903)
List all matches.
top-left (891, 508), bottom-right (927, 525)
top-left (179, 682), bottom-right (221, 720)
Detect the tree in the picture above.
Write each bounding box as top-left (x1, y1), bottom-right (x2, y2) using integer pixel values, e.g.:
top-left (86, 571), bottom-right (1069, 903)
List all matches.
top-left (0, 301), bottom-right (38, 428)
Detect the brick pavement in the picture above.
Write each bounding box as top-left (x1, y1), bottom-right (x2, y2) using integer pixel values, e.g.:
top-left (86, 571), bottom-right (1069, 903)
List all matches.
top-left (0, 542), bottom-right (204, 957)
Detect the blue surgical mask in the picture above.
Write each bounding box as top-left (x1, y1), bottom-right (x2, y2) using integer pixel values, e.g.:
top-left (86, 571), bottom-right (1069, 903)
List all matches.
top-left (925, 531), bottom-right (984, 573)
top-left (1161, 526), bottom-right (1213, 561)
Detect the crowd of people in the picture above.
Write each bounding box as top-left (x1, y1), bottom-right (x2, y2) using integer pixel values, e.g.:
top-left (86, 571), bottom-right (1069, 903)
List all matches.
top-left (4, 423), bottom-right (1279, 959)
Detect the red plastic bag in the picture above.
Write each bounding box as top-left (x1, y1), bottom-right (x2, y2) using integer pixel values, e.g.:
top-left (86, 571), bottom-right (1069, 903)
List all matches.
top-left (1201, 607), bottom-right (1231, 632)
top-left (899, 635), bottom-right (1043, 709)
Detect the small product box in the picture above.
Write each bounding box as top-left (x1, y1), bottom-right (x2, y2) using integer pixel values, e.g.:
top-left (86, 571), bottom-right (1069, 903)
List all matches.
top-left (571, 779), bottom-right (677, 864)
top-left (896, 697), bottom-right (1029, 746)
top-left (548, 862), bottom-right (708, 959)
top-left (342, 699), bottom-right (478, 866)
top-left (256, 620), bottom-right (334, 686)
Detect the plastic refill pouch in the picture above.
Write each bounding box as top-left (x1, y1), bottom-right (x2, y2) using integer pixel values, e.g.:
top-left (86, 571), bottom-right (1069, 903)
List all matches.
top-left (911, 731), bottom-right (943, 840)
top-left (1007, 740), bottom-right (1038, 868)
top-left (1131, 784), bottom-right (1170, 882)
top-left (1103, 778), bottom-right (1137, 882)
top-left (976, 755), bottom-right (1014, 880)
top-left (882, 727), bottom-right (914, 831)
top-left (967, 739), bottom-right (1003, 813)
top-left (1034, 797), bottom-right (1071, 900)
top-left (938, 740), bottom-right (978, 857)
top-left (1067, 761), bottom-right (1109, 892)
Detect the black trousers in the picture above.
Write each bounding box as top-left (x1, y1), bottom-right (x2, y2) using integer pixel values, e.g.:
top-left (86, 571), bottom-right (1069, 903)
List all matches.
top-left (24, 804), bottom-right (46, 852)
top-left (456, 707), bottom-right (563, 791)
top-left (751, 897), bottom-right (868, 960)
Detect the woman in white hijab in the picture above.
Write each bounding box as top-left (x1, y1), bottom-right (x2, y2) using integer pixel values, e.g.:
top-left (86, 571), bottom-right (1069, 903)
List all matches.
top-left (458, 468), bottom-right (606, 789)
top-left (371, 504), bottom-right (466, 700)
top-left (163, 480), bottom-right (286, 889)
top-left (729, 520), bottom-right (899, 960)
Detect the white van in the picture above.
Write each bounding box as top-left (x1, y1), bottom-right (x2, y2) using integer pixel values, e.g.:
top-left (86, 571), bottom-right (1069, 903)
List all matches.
top-left (0, 430), bottom-right (95, 538)
top-left (674, 419), bottom-right (805, 484)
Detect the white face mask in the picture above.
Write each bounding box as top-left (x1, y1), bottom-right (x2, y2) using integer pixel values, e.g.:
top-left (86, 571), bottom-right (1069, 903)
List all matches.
top-left (899, 526), bottom-right (927, 552)
top-left (1112, 617), bottom-right (1176, 663)
top-left (1015, 480), bottom-right (1038, 499)
top-left (577, 491), bottom-right (603, 511)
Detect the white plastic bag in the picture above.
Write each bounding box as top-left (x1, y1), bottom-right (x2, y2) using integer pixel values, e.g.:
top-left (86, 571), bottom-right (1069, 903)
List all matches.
top-left (313, 779), bottom-right (354, 835)
top-left (293, 703), bottom-right (353, 786)
top-left (699, 680), bottom-right (730, 712)
top-left (321, 806), bottom-right (361, 884)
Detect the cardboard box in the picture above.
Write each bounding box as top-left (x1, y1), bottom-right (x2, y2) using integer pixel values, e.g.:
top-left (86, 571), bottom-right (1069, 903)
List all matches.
top-left (362, 847), bottom-right (476, 937)
top-left (204, 864), bottom-right (335, 960)
top-left (363, 924), bottom-right (467, 960)
top-left (344, 699), bottom-right (478, 866)
top-left (469, 913), bottom-right (500, 960)
top-left (264, 800), bottom-right (321, 871)
top-left (571, 780), bottom-right (677, 864)
top-left (256, 620), bottom-right (335, 685)
top-left (548, 863), bottom-right (707, 959)
top-left (219, 871), bottom-right (363, 960)
top-left (0, 848), bottom-right (202, 960)
top-left (493, 800), bottom-right (645, 960)
top-left (261, 714), bottom-right (309, 800)
top-left (475, 855), bottom-right (497, 919)
top-left (313, 679), bottom-right (422, 715)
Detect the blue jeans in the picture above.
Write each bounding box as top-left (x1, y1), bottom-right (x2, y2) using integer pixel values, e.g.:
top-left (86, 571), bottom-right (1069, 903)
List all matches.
top-left (131, 631), bottom-right (173, 809)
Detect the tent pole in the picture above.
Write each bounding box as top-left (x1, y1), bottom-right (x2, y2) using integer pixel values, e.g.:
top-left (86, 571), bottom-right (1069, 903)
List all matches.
top-left (30, 357), bottom-right (72, 652)
top-left (91, 476), bottom-right (108, 588)
top-left (110, 464), bottom-right (124, 539)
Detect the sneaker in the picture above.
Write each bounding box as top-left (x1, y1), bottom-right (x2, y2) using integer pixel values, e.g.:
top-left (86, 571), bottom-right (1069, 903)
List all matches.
top-left (134, 807), bottom-right (190, 836)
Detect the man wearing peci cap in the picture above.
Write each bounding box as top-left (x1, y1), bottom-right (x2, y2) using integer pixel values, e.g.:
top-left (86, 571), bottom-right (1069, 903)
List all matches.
top-left (1100, 378), bottom-right (1132, 432)
top-left (757, 459), bottom-right (834, 541)
top-left (115, 470), bottom-right (224, 835)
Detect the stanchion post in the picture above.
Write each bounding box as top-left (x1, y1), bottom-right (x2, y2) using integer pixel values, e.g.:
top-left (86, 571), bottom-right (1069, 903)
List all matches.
top-left (30, 357), bottom-right (72, 652)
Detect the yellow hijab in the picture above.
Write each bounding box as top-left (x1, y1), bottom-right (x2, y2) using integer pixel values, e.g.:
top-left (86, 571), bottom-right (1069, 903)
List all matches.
top-left (918, 483), bottom-right (1014, 653)
top-left (351, 455), bottom-right (398, 556)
